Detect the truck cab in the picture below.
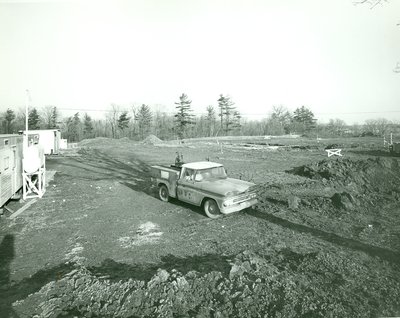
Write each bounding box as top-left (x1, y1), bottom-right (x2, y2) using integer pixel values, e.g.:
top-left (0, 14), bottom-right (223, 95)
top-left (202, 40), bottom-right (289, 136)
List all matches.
top-left (151, 161), bottom-right (257, 218)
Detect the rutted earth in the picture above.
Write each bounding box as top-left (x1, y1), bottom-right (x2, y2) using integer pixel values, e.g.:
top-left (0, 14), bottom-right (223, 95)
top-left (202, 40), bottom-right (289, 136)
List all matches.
top-left (1, 137), bottom-right (400, 317)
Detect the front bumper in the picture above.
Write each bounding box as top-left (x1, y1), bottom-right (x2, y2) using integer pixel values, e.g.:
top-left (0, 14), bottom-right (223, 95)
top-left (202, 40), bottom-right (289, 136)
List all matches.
top-left (219, 198), bottom-right (258, 214)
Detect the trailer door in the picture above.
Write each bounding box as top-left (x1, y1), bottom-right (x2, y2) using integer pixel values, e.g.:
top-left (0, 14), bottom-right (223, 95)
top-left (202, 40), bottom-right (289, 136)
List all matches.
top-left (0, 148), bottom-right (12, 207)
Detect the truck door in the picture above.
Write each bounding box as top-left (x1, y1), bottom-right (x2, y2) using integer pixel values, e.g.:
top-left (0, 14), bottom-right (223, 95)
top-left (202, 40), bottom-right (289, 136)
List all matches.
top-left (177, 168), bottom-right (202, 205)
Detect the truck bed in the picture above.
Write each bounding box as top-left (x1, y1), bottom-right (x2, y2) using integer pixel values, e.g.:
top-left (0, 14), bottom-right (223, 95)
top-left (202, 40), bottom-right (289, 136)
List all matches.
top-left (150, 165), bottom-right (181, 180)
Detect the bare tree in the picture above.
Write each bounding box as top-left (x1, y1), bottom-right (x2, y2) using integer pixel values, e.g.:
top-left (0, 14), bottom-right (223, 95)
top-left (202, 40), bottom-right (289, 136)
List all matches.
top-left (327, 118), bottom-right (347, 136)
top-left (106, 103), bottom-right (120, 138)
top-left (41, 105), bottom-right (58, 129)
top-left (354, 0), bottom-right (399, 72)
top-left (353, 0), bottom-right (388, 9)
top-left (268, 105), bottom-right (292, 134)
top-left (393, 62), bottom-right (400, 73)
top-left (205, 105), bottom-right (216, 137)
top-left (364, 118), bottom-right (392, 136)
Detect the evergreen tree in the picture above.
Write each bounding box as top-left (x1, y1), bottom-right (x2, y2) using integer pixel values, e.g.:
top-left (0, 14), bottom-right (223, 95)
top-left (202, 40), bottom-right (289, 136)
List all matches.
top-left (50, 106), bottom-right (59, 128)
top-left (217, 94), bottom-right (236, 134)
top-left (136, 104), bottom-right (152, 140)
top-left (117, 111), bottom-right (131, 136)
top-left (28, 108), bottom-right (41, 130)
top-left (232, 110), bottom-right (242, 131)
top-left (292, 106), bottom-right (317, 134)
top-left (174, 93), bottom-right (194, 139)
top-left (4, 108), bottom-right (16, 133)
top-left (83, 113), bottom-right (94, 138)
top-left (64, 112), bottom-right (82, 142)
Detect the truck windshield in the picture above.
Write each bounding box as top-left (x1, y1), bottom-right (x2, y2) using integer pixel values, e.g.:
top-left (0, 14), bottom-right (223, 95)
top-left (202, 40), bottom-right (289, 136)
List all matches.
top-left (196, 167), bottom-right (227, 181)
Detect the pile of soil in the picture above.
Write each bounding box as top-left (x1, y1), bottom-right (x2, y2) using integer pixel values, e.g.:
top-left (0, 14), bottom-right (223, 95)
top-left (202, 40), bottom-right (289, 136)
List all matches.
top-left (79, 137), bottom-right (115, 147)
top-left (254, 157), bottom-right (400, 214)
top-left (287, 157), bottom-right (400, 196)
top-left (142, 135), bottom-right (163, 145)
top-left (79, 137), bottom-right (134, 148)
top-left (12, 250), bottom-right (400, 317)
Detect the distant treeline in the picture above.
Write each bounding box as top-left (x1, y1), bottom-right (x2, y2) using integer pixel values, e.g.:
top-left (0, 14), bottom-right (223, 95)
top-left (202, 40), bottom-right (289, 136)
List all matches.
top-left (1, 94), bottom-right (399, 142)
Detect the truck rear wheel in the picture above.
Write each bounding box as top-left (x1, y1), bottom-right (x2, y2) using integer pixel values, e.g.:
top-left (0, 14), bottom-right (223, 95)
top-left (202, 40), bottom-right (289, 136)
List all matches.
top-left (159, 184), bottom-right (169, 202)
top-left (203, 199), bottom-right (221, 219)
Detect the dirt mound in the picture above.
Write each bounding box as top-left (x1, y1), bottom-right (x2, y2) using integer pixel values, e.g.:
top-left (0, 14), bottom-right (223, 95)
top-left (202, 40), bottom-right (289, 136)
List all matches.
top-left (287, 157), bottom-right (400, 195)
top-left (12, 250), bottom-right (400, 317)
top-left (254, 158), bottom-right (400, 216)
top-left (79, 137), bottom-right (115, 147)
top-left (142, 134), bottom-right (163, 145)
top-left (79, 137), bottom-right (134, 147)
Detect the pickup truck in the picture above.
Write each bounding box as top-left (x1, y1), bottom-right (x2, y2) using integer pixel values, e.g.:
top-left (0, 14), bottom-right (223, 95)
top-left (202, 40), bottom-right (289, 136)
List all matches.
top-left (150, 161), bottom-right (257, 218)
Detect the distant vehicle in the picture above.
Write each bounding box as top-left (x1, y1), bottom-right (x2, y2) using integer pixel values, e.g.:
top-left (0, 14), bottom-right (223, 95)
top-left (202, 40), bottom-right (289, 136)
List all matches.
top-left (389, 142), bottom-right (400, 155)
top-left (385, 133), bottom-right (400, 155)
top-left (150, 161), bottom-right (257, 218)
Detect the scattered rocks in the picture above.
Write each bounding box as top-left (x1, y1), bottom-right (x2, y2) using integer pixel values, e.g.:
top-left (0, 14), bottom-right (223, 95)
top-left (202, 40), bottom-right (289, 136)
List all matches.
top-left (13, 249), bottom-right (399, 317)
top-left (331, 192), bottom-right (355, 210)
top-left (288, 196), bottom-right (301, 210)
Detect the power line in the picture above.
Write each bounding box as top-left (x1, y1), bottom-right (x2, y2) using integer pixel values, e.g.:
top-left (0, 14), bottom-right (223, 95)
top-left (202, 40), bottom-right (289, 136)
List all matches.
top-left (314, 110), bottom-right (400, 115)
top-left (56, 107), bottom-right (400, 116)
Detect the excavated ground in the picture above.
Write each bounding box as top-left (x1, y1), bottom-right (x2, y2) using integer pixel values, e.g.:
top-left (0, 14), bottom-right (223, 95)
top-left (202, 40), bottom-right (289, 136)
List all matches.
top-left (1, 136), bottom-right (400, 318)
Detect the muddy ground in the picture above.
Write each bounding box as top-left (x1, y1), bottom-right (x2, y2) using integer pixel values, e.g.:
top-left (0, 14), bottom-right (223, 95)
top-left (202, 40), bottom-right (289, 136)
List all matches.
top-left (0, 136), bottom-right (399, 317)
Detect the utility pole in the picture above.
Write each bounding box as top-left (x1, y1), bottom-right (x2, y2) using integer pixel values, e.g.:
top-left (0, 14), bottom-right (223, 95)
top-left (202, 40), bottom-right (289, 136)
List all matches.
top-left (25, 89), bottom-right (30, 149)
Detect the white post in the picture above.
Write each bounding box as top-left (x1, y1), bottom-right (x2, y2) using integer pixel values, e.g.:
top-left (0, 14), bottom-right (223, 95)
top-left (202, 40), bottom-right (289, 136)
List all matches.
top-left (25, 89), bottom-right (30, 149)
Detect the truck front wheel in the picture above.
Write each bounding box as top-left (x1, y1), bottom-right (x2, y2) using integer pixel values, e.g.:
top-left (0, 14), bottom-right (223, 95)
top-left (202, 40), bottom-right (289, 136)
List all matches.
top-left (203, 199), bottom-right (221, 219)
top-left (159, 184), bottom-right (169, 202)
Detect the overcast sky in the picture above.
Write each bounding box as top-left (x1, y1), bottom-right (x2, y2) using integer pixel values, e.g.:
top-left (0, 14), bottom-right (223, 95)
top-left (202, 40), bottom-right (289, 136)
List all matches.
top-left (0, 0), bottom-right (399, 123)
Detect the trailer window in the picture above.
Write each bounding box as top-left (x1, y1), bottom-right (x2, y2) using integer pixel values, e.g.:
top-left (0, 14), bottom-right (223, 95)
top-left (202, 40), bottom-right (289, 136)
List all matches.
top-left (4, 156), bottom-right (9, 170)
top-left (13, 149), bottom-right (16, 169)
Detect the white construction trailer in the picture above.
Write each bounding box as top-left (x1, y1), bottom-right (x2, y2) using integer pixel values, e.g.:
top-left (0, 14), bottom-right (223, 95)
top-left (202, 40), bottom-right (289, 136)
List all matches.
top-left (0, 134), bottom-right (23, 207)
top-left (20, 129), bottom-right (61, 155)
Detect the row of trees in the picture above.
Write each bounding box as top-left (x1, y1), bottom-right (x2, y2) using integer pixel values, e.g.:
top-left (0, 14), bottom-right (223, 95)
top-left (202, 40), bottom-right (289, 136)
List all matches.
top-left (1, 94), bottom-right (398, 142)
top-left (173, 94), bottom-right (242, 139)
top-left (1, 106), bottom-right (59, 134)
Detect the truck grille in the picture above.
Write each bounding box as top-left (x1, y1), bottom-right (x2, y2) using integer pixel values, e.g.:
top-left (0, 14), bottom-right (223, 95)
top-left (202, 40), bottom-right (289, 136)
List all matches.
top-left (232, 191), bottom-right (256, 203)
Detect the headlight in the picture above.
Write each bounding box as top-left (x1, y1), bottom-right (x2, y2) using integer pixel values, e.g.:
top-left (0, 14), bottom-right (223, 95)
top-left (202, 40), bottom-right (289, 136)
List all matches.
top-left (223, 198), bottom-right (235, 207)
